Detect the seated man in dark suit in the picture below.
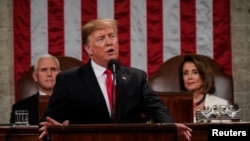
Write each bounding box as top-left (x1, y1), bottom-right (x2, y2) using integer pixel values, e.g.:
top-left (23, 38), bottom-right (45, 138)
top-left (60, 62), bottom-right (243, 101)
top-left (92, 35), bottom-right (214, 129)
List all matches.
top-left (10, 54), bottom-right (60, 125)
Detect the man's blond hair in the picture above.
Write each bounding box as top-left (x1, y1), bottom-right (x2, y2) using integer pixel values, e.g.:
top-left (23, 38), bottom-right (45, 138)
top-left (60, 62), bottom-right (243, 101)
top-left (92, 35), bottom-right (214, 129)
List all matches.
top-left (81, 19), bottom-right (118, 45)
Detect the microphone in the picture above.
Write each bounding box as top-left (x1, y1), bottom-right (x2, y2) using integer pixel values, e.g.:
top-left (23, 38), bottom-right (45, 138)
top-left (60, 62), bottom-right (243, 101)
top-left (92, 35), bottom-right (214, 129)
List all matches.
top-left (108, 59), bottom-right (120, 73)
top-left (107, 59), bottom-right (119, 122)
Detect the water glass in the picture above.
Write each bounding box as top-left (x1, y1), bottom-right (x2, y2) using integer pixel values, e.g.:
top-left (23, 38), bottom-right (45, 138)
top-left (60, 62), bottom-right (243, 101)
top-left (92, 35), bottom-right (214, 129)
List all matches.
top-left (14, 110), bottom-right (29, 126)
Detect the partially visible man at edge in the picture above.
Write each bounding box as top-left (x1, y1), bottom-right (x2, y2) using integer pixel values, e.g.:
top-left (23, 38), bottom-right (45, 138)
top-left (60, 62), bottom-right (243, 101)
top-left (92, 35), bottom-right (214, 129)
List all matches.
top-left (10, 54), bottom-right (60, 125)
top-left (39, 19), bottom-right (192, 140)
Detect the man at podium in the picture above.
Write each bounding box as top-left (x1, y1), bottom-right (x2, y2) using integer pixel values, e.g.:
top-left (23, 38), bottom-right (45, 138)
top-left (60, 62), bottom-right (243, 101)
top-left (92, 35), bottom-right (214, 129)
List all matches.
top-left (39, 18), bottom-right (192, 141)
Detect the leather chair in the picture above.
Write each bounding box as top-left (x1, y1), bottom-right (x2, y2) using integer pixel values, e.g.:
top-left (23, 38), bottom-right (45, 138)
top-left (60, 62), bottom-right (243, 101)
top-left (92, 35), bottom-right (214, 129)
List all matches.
top-left (16, 56), bottom-right (84, 102)
top-left (148, 54), bottom-right (234, 104)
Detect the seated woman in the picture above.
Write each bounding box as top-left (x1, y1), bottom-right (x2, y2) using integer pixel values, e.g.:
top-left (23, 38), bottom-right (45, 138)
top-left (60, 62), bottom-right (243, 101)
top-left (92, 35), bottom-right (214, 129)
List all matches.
top-left (177, 54), bottom-right (229, 122)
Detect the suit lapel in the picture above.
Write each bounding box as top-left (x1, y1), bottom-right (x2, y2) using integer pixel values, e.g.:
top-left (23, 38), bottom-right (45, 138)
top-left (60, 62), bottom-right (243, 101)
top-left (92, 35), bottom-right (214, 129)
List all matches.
top-left (115, 67), bottom-right (130, 122)
top-left (78, 61), bottom-right (110, 117)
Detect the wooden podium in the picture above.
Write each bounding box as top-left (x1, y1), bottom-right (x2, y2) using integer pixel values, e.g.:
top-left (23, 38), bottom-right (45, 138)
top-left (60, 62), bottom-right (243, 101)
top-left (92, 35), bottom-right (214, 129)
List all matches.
top-left (47, 123), bottom-right (250, 141)
top-left (1, 122), bottom-right (250, 141)
top-left (47, 124), bottom-right (178, 141)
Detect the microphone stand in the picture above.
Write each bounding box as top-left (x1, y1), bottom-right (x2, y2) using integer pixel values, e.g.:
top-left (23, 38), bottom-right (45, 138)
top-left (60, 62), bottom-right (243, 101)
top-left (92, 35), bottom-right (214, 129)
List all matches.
top-left (111, 65), bottom-right (117, 123)
top-left (108, 60), bottom-right (119, 123)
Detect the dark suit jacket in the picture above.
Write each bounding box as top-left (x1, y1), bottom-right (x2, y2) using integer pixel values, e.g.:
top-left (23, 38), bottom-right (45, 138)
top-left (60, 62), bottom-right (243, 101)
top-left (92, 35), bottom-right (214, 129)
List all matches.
top-left (42, 61), bottom-right (174, 124)
top-left (10, 93), bottom-right (39, 125)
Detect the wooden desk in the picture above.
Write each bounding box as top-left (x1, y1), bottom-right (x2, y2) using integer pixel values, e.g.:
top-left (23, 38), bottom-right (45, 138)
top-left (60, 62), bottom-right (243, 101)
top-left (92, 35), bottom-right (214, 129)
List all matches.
top-left (0, 125), bottom-right (41, 141)
top-left (48, 124), bottom-right (178, 141)
top-left (156, 92), bottom-right (193, 123)
top-left (178, 123), bottom-right (208, 141)
top-left (39, 95), bottom-right (50, 120)
top-left (1, 122), bottom-right (249, 141)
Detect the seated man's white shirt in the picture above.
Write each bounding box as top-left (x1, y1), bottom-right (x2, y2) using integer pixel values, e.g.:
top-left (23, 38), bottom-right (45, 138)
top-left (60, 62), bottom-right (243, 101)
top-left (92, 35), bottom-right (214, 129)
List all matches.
top-left (39, 91), bottom-right (48, 96)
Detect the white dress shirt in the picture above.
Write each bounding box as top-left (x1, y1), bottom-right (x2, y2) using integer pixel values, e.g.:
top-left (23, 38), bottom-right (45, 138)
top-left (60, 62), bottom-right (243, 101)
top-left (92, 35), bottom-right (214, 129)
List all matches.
top-left (91, 60), bottom-right (112, 115)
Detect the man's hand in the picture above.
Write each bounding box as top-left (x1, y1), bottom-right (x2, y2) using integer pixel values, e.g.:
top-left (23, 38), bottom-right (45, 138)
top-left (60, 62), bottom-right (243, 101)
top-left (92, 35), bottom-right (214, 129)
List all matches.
top-left (38, 117), bottom-right (69, 139)
top-left (175, 123), bottom-right (192, 141)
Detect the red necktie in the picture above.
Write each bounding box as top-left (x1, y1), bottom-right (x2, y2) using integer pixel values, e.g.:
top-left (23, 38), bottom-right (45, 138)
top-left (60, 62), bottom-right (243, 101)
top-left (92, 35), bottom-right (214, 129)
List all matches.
top-left (105, 69), bottom-right (112, 110)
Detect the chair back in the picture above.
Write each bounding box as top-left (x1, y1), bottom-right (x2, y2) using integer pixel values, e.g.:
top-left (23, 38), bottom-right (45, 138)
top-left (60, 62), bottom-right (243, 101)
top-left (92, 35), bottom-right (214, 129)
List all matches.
top-left (16, 56), bottom-right (84, 102)
top-left (148, 54), bottom-right (234, 104)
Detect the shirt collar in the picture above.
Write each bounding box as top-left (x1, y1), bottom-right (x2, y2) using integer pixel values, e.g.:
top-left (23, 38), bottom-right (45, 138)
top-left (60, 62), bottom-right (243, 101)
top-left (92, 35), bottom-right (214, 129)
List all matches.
top-left (91, 60), bottom-right (106, 78)
top-left (39, 90), bottom-right (50, 96)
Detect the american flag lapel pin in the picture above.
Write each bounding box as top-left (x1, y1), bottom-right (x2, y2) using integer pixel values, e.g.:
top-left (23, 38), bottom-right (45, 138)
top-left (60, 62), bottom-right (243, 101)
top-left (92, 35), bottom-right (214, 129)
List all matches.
top-left (122, 76), bottom-right (126, 80)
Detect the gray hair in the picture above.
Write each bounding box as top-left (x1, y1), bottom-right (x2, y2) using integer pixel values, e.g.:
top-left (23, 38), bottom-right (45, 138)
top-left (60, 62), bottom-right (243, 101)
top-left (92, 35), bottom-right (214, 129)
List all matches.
top-left (33, 54), bottom-right (60, 72)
